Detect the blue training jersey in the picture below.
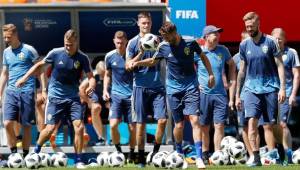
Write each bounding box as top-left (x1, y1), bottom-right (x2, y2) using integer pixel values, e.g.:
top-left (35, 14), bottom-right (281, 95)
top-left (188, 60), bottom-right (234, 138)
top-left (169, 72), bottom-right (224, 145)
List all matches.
top-left (105, 49), bottom-right (133, 97)
top-left (282, 47), bottom-right (300, 96)
top-left (195, 45), bottom-right (231, 95)
top-left (233, 52), bottom-right (245, 100)
top-left (239, 34), bottom-right (281, 94)
top-left (126, 35), bottom-right (163, 88)
top-left (44, 47), bottom-right (92, 99)
top-left (3, 43), bottom-right (39, 92)
top-left (154, 37), bottom-right (200, 94)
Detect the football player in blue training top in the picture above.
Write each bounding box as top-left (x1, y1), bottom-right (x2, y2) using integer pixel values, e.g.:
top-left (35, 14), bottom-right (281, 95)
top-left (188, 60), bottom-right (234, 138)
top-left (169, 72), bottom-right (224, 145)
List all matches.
top-left (125, 11), bottom-right (167, 167)
top-left (0, 24), bottom-right (46, 158)
top-left (16, 29), bottom-right (95, 169)
top-left (236, 12), bottom-right (286, 167)
top-left (271, 27), bottom-right (300, 164)
top-left (129, 21), bottom-right (215, 169)
top-left (103, 31), bottom-right (137, 163)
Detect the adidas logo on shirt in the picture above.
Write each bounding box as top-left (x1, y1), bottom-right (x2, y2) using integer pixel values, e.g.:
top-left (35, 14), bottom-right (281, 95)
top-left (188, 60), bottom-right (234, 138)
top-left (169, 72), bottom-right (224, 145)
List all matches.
top-left (58, 60), bottom-right (64, 65)
top-left (247, 51), bottom-right (251, 55)
top-left (112, 62), bottom-right (117, 66)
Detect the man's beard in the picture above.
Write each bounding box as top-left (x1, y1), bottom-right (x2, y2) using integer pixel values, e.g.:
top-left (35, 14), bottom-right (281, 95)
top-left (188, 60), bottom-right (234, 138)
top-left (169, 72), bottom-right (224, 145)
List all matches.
top-left (250, 30), bottom-right (259, 37)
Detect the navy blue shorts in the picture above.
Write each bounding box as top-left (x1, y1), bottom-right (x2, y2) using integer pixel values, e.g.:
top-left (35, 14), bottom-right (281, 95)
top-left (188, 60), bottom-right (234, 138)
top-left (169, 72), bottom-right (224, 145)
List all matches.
top-left (109, 94), bottom-right (132, 123)
top-left (167, 88), bottom-right (199, 123)
top-left (45, 97), bottom-right (83, 125)
top-left (244, 91), bottom-right (278, 125)
top-left (237, 100), bottom-right (248, 127)
top-left (279, 98), bottom-right (291, 123)
top-left (132, 87), bottom-right (167, 123)
top-left (3, 89), bottom-right (35, 125)
top-left (199, 93), bottom-right (228, 125)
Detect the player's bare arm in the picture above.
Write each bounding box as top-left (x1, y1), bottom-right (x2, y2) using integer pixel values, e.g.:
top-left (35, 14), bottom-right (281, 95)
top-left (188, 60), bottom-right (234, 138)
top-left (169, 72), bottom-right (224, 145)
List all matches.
top-left (275, 56), bottom-right (286, 103)
top-left (0, 66), bottom-right (9, 103)
top-left (15, 59), bottom-right (48, 88)
top-left (103, 69), bottom-right (112, 101)
top-left (235, 60), bottom-right (246, 111)
top-left (227, 59), bottom-right (237, 110)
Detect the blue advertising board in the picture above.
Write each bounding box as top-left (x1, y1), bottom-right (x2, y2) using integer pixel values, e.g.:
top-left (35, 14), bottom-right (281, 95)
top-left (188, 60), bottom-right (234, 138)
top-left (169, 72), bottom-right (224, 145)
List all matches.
top-left (78, 11), bottom-right (163, 54)
top-left (5, 11), bottom-right (71, 56)
top-left (169, 0), bottom-right (206, 38)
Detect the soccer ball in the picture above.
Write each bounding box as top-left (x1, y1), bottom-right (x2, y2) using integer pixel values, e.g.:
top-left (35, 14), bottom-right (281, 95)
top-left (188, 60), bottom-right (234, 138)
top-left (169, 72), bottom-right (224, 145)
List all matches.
top-left (51, 152), bottom-right (68, 167)
top-left (7, 153), bottom-right (25, 168)
top-left (209, 150), bottom-right (229, 165)
top-left (228, 141), bottom-right (247, 159)
top-left (165, 151), bottom-right (185, 168)
top-left (140, 33), bottom-right (159, 51)
top-left (259, 145), bottom-right (268, 156)
top-left (260, 156), bottom-right (276, 165)
top-left (108, 151), bottom-right (125, 167)
top-left (24, 152), bottom-right (41, 169)
top-left (292, 148), bottom-right (300, 164)
top-left (152, 151), bottom-right (168, 168)
top-left (220, 136), bottom-right (237, 154)
top-left (88, 158), bottom-right (99, 167)
top-left (146, 151), bottom-right (153, 165)
top-left (97, 152), bottom-right (109, 166)
top-left (39, 152), bottom-right (51, 167)
top-left (230, 155), bottom-right (247, 165)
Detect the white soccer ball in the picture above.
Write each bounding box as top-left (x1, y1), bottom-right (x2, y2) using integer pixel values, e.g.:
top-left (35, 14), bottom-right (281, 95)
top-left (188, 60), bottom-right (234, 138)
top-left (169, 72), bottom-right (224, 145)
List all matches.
top-left (230, 154), bottom-right (247, 165)
top-left (152, 151), bottom-right (168, 168)
top-left (209, 150), bottom-right (229, 165)
top-left (51, 152), bottom-right (68, 167)
top-left (7, 153), bottom-right (25, 168)
top-left (146, 151), bottom-right (153, 165)
top-left (220, 136), bottom-right (238, 154)
top-left (165, 151), bottom-right (185, 168)
top-left (140, 33), bottom-right (159, 51)
top-left (260, 156), bottom-right (276, 165)
top-left (24, 152), bottom-right (41, 169)
top-left (292, 148), bottom-right (300, 164)
top-left (97, 152), bottom-right (109, 166)
top-left (228, 141), bottom-right (247, 160)
top-left (108, 151), bottom-right (125, 167)
top-left (39, 152), bottom-right (51, 167)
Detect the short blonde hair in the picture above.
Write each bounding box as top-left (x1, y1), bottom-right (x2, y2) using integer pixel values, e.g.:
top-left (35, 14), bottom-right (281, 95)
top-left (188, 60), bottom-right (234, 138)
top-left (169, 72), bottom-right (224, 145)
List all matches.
top-left (2, 24), bottom-right (17, 34)
top-left (243, 12), bottom-right (260, 22)
top-left (114, 31), bottom-right (127, 39)
top-left (96, 61), bottom-right (105, 73)
top-left (64, 29), bottom-right (77, 41)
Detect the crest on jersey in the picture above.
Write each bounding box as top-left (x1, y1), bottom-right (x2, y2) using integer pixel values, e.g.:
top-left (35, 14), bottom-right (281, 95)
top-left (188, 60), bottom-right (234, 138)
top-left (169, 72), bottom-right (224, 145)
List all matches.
top-left (184, 47), bottom-right (190, 55)
top-left (217, 53), bottom-right (223, 60)
top-left (74, 60), bottom-right (80, 69)
top-left (282, 54), bottom-right (288, 62)
top-left (262, 45), bottom-right (268, 54)
top-left (18, 52), bottom-right (25, 60)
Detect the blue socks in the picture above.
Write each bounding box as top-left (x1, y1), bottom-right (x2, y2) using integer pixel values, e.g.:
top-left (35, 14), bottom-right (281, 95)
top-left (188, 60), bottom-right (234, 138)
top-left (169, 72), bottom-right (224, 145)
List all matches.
top-left (176, 142), bottom-right (183, 154)
top-left (34, 144), bottom-right (41, 153)
top-left (75, 153), bottom-right (82, 163)
top-left (195, 141), bottom-right (203, 159)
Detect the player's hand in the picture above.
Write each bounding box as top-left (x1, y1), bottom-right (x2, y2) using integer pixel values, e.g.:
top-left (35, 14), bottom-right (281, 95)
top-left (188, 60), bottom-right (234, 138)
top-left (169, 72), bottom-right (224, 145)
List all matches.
top-left (102, 90), bottom-right (110, 101)
top-left (228, 100), bottom-right (235, 111)
top-left (278, 88), bottom-right (286, 104)
top-left (126, 60), bottom-right (135, 71)
top-left (207, 74), bottom-right (215, 88)
top-left (85, 86), bottom-right (94, 97)
top-left (235, 97), bottom-right (242, 111)
top-left (289, 94), bottom-right (297, 106)
top-left (15, 77), bottom-right (26, 88)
